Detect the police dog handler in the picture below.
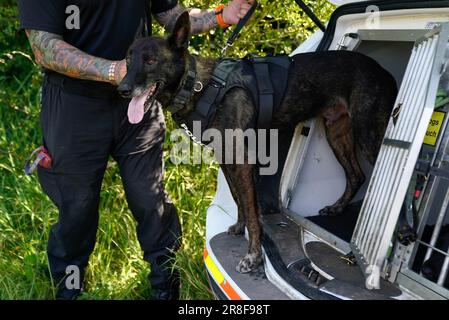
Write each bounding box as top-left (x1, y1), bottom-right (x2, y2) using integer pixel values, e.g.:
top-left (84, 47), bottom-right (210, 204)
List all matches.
top-left (18, 0), bottom-right (253, 300)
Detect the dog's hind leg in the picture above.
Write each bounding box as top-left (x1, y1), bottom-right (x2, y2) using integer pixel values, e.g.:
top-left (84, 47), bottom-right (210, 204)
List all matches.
top-left (223, 163), bottom-right (263, 273)
top-left (319, 104), bottom-right (365, 216)
top-left (220, 165), bottom-right (246, 235)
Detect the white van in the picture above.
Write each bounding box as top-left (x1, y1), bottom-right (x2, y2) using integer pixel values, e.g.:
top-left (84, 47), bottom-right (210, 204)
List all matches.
top-left (204, 0), bottom-right (449, 300)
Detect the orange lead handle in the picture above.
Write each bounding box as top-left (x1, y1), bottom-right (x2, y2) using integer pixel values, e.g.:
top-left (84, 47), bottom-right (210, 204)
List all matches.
top-left (215, 4), bottom-right (230, 29)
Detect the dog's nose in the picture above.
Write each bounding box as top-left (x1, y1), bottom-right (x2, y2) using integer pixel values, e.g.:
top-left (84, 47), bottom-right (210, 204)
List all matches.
top-left (117, 83), bottom-right (133, 98)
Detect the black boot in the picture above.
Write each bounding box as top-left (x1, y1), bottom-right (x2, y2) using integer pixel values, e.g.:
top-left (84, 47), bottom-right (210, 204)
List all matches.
top-left (56, 285), bottom-right (83, 300)
top-left (151, 286), bottom-right (179, 300)
top-left (151, 269), bottom-right (180, 300)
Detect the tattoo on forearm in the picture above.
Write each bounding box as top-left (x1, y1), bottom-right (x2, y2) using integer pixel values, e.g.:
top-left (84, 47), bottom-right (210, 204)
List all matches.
top-left (188, 10), bottom-right (218, 34)
top-left (155, 4), bottom-right (218, 34)
top-left (27, 30), bottom-right (115, 83)
top-left (154, 5), bottom-right (185, 32)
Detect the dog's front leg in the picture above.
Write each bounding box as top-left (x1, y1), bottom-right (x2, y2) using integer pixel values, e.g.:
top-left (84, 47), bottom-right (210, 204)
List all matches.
top-left (222, 163), bottom-right (263, 273)
top-left (220, 165), bottom-right (246, 235)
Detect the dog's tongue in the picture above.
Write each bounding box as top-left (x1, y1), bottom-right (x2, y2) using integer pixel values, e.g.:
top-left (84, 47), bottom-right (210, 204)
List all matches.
top-left (127, 87), bottom-right (153, 124)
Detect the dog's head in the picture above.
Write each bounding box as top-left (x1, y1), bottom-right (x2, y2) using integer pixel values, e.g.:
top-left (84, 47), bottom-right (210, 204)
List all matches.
top-left (118, 12), bottom-right (191, 122)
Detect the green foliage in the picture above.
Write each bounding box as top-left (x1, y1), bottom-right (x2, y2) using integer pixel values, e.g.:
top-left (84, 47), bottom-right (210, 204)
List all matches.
top-left (0, 0), bottom-right (334, 299)
top-left (154, 0), bottom-right (334, 57)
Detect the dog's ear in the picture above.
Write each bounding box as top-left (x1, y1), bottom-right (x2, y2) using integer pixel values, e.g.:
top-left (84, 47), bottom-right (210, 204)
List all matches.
top-left (134, 19), bottom-right (146, 40)
top-left (168, 11), bottom-right (190, 50)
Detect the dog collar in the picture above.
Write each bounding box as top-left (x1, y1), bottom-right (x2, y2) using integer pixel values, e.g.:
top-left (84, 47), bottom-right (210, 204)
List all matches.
top-left (168, 55), bottom-right (199, 115)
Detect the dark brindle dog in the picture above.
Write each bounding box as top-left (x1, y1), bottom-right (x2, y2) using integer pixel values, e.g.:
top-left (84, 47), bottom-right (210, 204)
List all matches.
top-left (118, 12), bottom-right (398, 273)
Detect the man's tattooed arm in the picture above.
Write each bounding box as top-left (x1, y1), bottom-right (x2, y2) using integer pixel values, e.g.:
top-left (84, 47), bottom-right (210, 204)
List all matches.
top-left (188, 9), bottom-right (219, 34)
top-left (26, 30), bottom-right (126, 85)
top-left (154, 4), bottom-right (218, 34)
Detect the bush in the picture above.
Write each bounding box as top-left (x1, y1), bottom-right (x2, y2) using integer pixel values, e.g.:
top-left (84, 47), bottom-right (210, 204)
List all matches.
top-left (157, 0), bottom-right (334, 57)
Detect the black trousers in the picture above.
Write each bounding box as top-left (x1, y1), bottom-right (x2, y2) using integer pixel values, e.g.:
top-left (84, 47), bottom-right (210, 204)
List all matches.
top-left (38, 73), bottom-right (181, 290)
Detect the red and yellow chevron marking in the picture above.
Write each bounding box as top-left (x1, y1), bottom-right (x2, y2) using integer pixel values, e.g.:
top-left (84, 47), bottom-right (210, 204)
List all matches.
top-left (204, 249), bottom-right (242, 300)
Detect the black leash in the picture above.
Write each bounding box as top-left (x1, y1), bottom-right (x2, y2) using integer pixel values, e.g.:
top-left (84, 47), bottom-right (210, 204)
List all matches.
top-left (220, 0), bottom-right (259, 57)
top-left (294, 0), bottom-right (326, 32)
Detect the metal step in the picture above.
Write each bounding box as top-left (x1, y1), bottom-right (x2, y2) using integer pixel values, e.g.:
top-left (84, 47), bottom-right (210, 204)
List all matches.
top-left (209, 232), bottom-right (290, 300)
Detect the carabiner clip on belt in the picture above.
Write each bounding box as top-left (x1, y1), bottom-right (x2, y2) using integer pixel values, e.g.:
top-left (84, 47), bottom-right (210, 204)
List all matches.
top-left (24, 146), bottom-right (52, 175)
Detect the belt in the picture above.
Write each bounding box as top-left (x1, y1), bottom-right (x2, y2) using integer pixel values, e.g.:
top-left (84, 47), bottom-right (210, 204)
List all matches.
top-left (44, 71), bottom-right (121, 100)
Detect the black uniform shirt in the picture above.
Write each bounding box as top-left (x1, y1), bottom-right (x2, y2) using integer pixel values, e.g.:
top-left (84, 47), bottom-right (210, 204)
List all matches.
top-left (17, 0), bottom-right (178, 61)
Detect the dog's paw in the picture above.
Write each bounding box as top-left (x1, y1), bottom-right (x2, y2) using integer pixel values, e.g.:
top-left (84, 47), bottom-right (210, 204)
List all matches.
top-left (235, 253), bottom-right (262, 274)
top-left (319, 205), bottom-right (344, 216)
top-left (227, 222), bottom-right (246, 236)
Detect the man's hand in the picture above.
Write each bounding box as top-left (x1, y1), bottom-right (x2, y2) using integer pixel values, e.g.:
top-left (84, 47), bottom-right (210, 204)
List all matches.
top-left (223, 0), bottom-right (255, 25)
top-left (155, 1), bottom-right (255, 35)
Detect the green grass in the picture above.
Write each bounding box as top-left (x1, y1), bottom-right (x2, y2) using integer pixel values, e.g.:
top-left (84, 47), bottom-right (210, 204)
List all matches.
top-left (0, 0), bottom-right (333, 300)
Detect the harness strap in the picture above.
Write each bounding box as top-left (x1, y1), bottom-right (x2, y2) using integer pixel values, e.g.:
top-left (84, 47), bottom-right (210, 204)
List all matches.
top-left (252, 58), bottom-right (275, 129)
top-left (195, 84), bottom-right (221, 119)
top-left (195, 59), bottom-right (237, 121)
top-left (265, 56), bottom-right (292, 70)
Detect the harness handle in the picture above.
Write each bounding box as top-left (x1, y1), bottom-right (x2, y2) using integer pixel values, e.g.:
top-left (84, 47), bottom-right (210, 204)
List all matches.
top-left (221, 1), bottom-right (258, 57)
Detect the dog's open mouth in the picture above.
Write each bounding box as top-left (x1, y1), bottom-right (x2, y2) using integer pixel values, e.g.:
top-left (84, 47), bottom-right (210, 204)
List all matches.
top-left (127, 82), bottom-right (163, 124)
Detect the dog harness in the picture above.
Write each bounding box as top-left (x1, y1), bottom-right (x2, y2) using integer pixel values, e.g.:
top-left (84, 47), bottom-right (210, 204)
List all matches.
top-left (169, 55), bottom-right (293, 142)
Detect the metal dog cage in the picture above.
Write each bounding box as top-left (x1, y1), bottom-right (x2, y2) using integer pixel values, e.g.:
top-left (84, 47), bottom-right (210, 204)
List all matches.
top-left (350, 24), bottom-right (449, 291)
top-left (391, 63), bottom-right (449, 298)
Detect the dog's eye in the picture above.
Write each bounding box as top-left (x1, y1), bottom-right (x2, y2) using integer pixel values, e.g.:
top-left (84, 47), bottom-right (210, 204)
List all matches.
top-left (147, 59), bottom-right (156, 66)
